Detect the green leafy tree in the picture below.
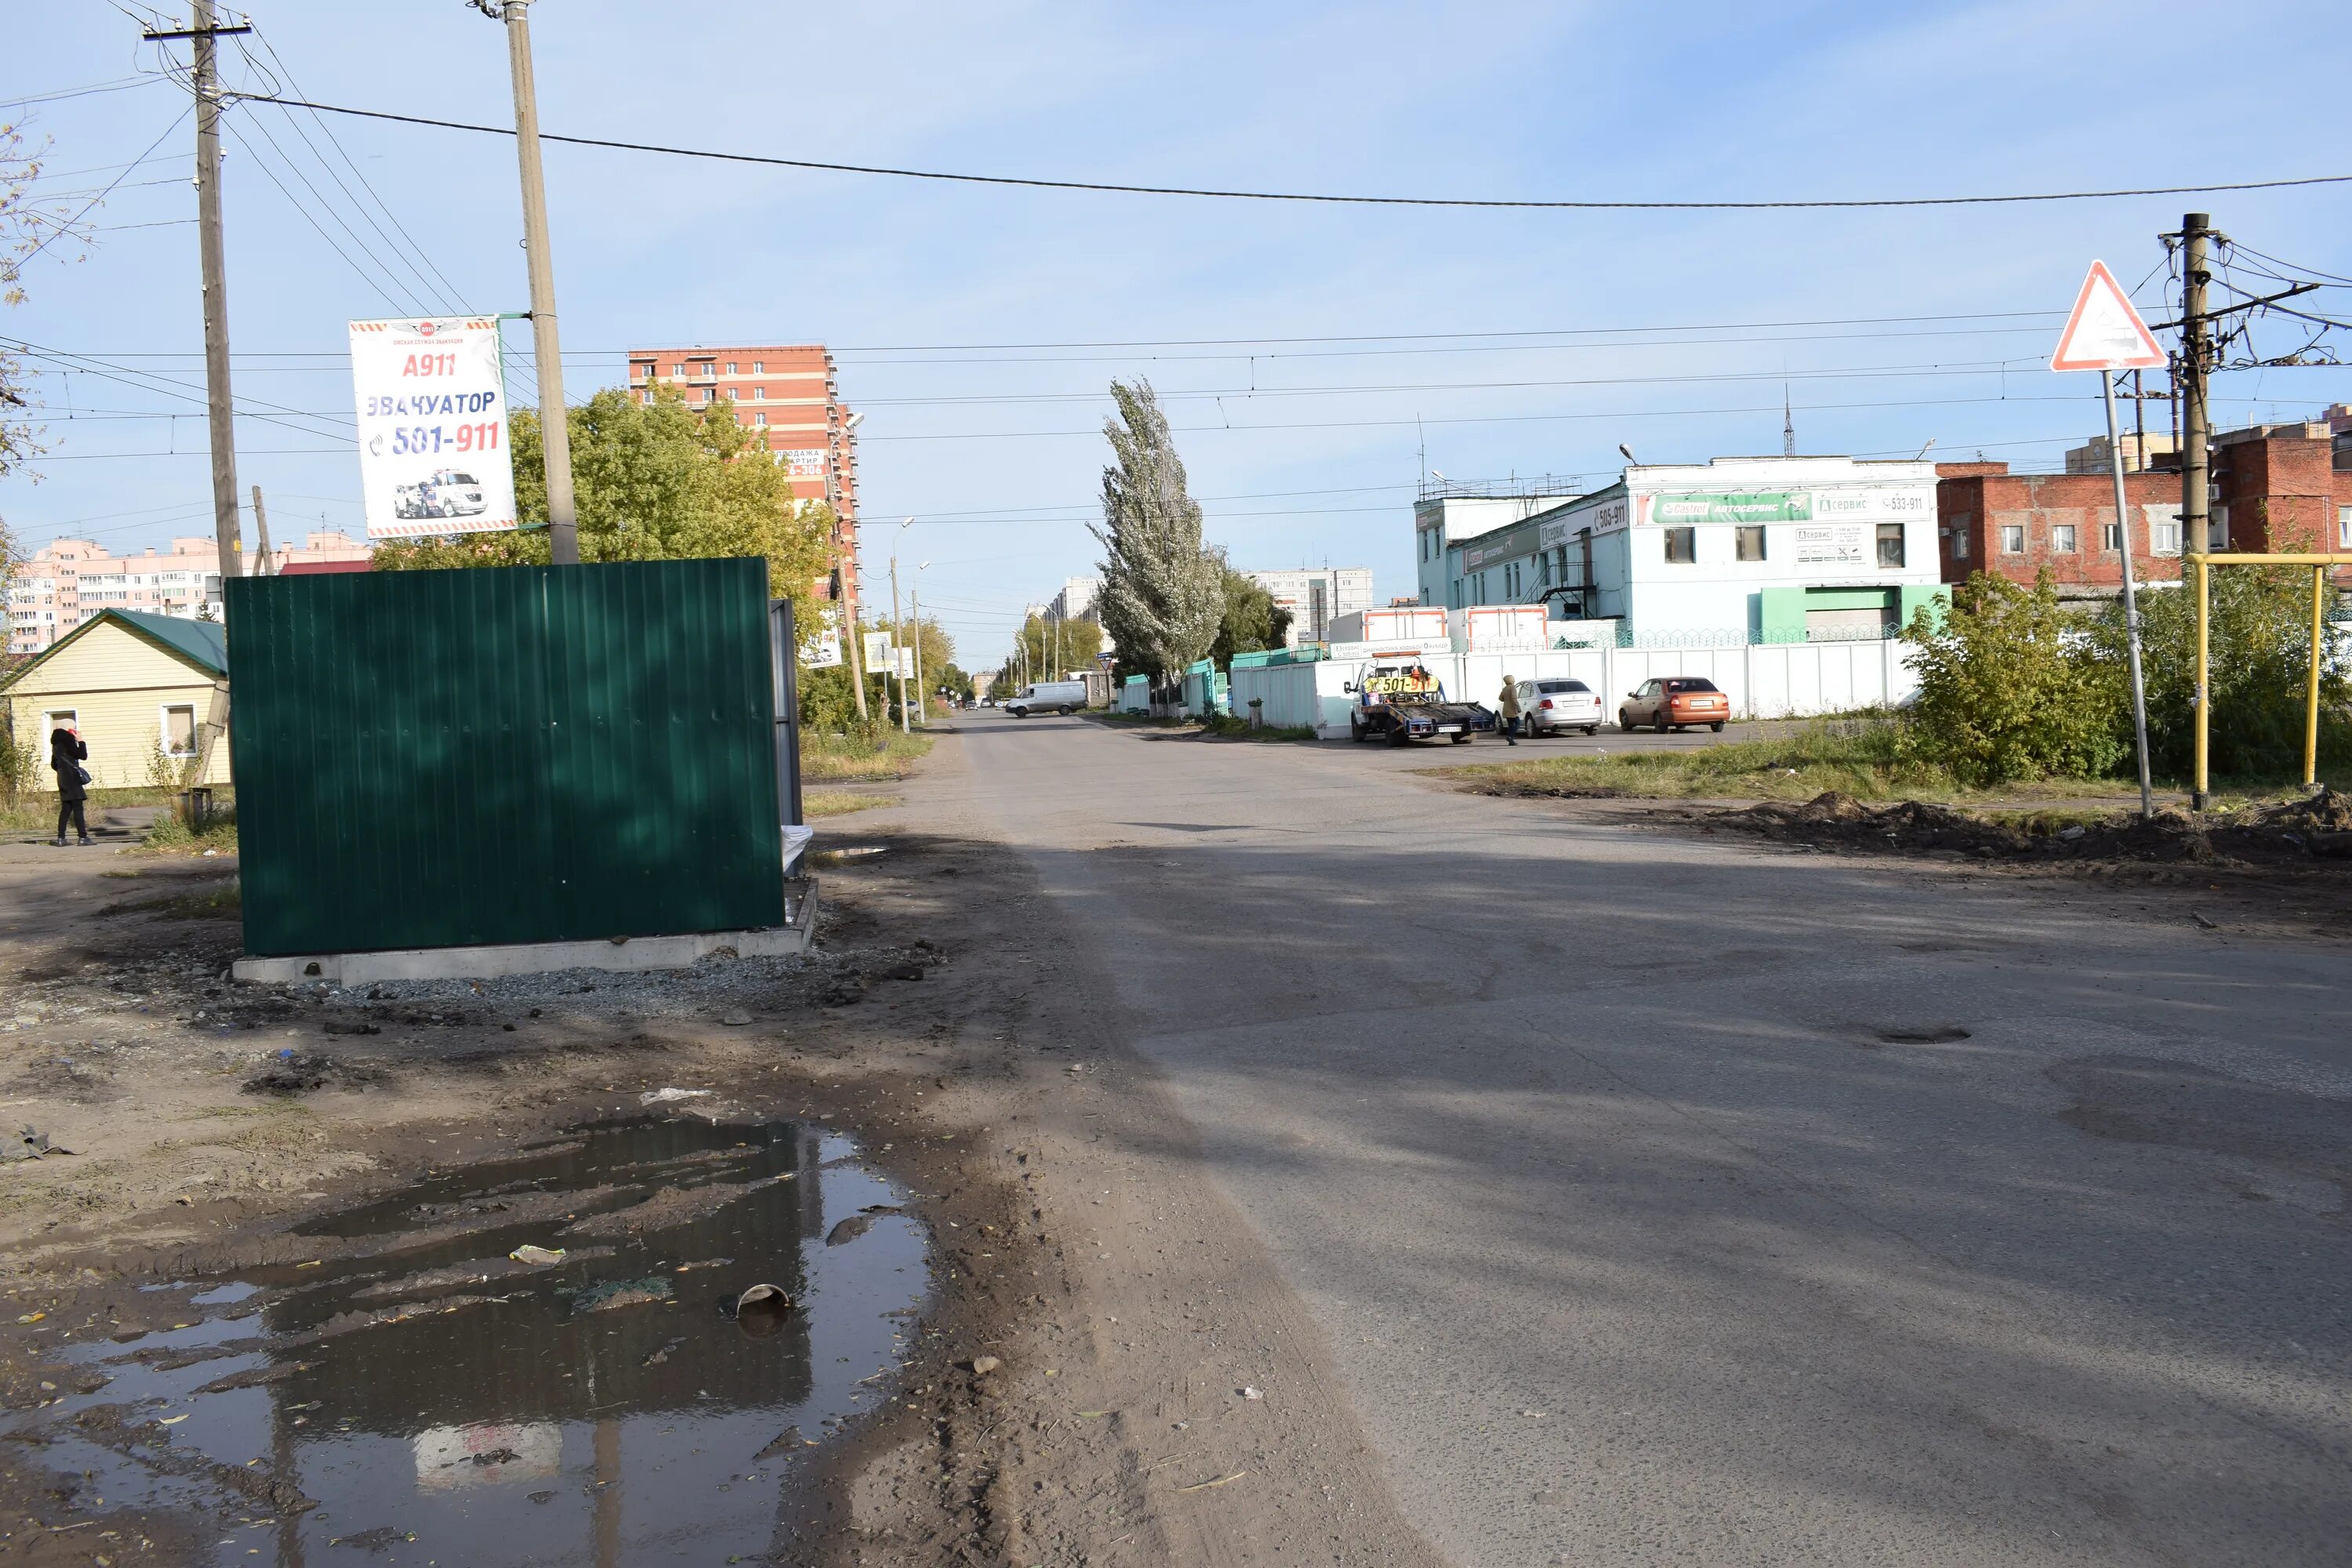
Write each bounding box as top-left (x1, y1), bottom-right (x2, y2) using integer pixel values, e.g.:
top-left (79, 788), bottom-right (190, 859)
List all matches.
top-left (1209, 557), bottom-right (1292, 665)
top-left (797, 664), bottom-right (890, 735)
top-left (374, 386), bottom-right (837, 601)
top-left (1091, 380), bottom-right (1221, 684)
top-left (1897, 569), bottom-right (2125, 786)
top-left (996, 613), bottom-right (1103, 691)
top-left (2092, 564), bottom-right (2350, 779)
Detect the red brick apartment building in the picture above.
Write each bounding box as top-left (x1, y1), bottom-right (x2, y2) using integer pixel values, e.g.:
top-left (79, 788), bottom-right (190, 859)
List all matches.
top-left (1937, 405), bottom-right (2352, 597)
top-left (625, 343), bottom-right (863, 624)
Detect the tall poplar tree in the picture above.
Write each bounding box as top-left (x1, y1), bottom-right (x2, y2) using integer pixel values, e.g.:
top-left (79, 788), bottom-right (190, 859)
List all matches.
top-left (1091, 380), bottom-right (1221, 685)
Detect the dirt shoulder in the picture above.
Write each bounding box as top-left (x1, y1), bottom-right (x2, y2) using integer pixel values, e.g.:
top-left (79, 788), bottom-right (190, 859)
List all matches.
top-left (0, 738), bottom-right (1438, 1566)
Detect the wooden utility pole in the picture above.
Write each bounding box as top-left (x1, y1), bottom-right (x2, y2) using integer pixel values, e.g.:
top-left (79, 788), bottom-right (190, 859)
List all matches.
top-left (2179, 212), bottom-right (2214, 558)
top-left (480, 0), bottom-right (579, 564)
top-left (144, 1), bottom-right (253, 582)
top-left (249, 485), bottom-right (272, 575)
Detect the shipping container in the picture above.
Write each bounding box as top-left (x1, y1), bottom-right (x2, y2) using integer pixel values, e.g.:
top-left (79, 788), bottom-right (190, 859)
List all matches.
top-left (226, 559), bottom-right (789, 958)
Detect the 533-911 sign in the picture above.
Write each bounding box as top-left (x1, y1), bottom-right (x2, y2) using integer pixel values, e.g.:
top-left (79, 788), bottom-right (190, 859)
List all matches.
top-left (349, 317), bottom-right (520, 540)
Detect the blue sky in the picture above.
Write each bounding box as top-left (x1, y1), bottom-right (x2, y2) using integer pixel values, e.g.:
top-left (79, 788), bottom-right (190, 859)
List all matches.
top-left (8, 1), bottom-right (2351, 667)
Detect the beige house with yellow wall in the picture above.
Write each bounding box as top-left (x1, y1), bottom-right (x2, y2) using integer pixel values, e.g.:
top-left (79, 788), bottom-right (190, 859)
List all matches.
top-left (3, 611), bottom-right (230, 792)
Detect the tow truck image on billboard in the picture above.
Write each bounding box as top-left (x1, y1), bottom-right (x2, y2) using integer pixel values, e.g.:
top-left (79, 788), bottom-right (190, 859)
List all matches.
top-left (391, 470), bottom-right (490, 522)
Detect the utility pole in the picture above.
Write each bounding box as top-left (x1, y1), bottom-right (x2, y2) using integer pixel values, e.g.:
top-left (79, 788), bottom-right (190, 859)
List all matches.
top-left (838, 556), bottom-right (869, 721)
top-left (909, 586), bottom-right (927, 728)
top-left (478, 0), bottom-right (579, 564)
top-left (144, 1), bottom-right (253, 583)
top-left (2178, 212), bottom-right (2214, 560)
top-left (250, 484), bottom-right (272, 575)
top-left (889, 554), bottom-right (909, 735)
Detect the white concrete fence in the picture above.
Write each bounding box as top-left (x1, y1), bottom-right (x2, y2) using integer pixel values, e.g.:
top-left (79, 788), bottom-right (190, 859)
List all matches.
top-left (1228, 637), bottom-right (1919, 739)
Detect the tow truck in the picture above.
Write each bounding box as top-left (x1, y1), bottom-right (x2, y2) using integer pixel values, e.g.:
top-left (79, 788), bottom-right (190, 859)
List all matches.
top-left (1345, 659), bottom-right (1496, 746)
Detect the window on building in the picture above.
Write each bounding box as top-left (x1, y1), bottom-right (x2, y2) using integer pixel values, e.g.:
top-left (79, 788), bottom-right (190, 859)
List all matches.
top-left (725, 362), bottom-right (737, 375)
top-left (754, 412), bottom-right (768, 425)
top-left (1876, 524), bottom-right (1906, 567)
top-left (1538, 552), bottom-right (1551, 587)
top-left (753, 361), bottom-right (764, 374)
top-left (2051, 524), bottom-right (2078, 553)
top-left (753, 387), bottom-right (765, 400)
top-left (2339, 504), bottom-right (2351, 550)
top-left (672, 363), bottom-right (684, 376)
top-left (1736, 524), bottom-right (1766, 562)
top-left (1663, 526), bottom-right (1697, 564)
top-left (2102, 521), bottom-right (2123, 552)
top-left (160, 704), bottom-right (198, 758)
top-left (2209, 506), bottom-right (2230, 549)
top-left (1951, 528), bottom-right (1970, 561)
top-left (641, 390), bottom-right (653, 405)
top-left (2001, 524), bottom-right (2025, 554)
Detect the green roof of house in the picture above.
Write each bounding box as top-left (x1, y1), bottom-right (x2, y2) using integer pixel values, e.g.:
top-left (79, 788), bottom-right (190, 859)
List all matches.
top-left (2, 608), bottom-right (228, 690)
top-left (112, 611), bottom-right (227, 675)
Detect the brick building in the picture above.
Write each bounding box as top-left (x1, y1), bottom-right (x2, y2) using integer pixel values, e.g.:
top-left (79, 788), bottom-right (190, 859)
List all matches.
top-left (1938, 404), bottom-right (2352, 597)
top-left (9, 533), bottom-right (371, 655)
top-left (625, 343), bottom-right (862, 627)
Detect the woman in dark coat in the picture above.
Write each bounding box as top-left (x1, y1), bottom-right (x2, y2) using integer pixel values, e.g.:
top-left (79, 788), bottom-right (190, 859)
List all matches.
top-left (51, 725), bottom-right (93, 847)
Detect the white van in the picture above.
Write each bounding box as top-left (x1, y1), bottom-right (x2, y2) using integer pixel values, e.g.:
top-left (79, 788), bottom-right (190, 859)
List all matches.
top-left (1004, 680), bottom-right (1088, 717)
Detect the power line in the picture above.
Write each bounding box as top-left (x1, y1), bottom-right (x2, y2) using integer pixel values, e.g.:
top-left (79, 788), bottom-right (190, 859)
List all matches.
top-left (223, 92), bottom-right (2352, 211)
top-left (222, 117), bottom-right (430, 315)
top-left (4, 76), bottom-right (164, 109)
top-left (13, 109), bottom-right (190, 270)
top-left (238, 28), bottom-right (477, 314)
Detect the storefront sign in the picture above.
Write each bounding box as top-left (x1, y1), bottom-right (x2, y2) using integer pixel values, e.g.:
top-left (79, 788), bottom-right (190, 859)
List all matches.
top-left (802, 604), bottom-right (843, 668)
top-left (1792, 524), bottom-right (1870, 565)
top-left (1648, 492), bottom-right (1813, 525)
top-left (1813, 487), bottom-right (1932, 518)
top-left (349, 317), bottom-right (517, 540)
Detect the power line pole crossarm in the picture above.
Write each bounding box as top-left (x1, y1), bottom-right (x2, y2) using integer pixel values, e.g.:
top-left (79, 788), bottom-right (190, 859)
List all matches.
top-left (146, 1), bottom-right (256, 583)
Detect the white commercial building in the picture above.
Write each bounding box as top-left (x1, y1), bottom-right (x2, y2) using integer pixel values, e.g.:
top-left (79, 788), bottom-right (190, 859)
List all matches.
top-left (1241, 566), bottom-right (1374, 645)
top-left (1437, 456), bottom-right (1946, 645)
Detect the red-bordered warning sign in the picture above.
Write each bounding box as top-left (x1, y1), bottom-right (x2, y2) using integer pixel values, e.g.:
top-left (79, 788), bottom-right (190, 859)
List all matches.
top-left (2050, 260), bottom-right (2167, 372)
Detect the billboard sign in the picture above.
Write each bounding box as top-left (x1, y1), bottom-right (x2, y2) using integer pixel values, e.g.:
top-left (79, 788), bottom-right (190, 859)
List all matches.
top-left (786, 449), bottom-right (827, 481)
top-left (862, 631), bottom-right (893, 671)
top-left (802, 604), bottom-right (843, 668)
top-left (350, 317), bottom-right (517, 540)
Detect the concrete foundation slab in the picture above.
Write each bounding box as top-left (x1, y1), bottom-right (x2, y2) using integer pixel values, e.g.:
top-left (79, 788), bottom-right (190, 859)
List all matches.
top-left (234, 880), bottom-right (818, 985)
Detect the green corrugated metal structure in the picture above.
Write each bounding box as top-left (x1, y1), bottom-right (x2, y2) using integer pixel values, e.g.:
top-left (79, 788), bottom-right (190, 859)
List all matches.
top-left (226, 559), bottom-right (786, 958)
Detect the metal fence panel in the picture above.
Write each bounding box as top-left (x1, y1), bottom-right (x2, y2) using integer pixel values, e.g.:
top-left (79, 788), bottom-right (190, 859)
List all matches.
top-left (227, 559), bottom-right (786, 957)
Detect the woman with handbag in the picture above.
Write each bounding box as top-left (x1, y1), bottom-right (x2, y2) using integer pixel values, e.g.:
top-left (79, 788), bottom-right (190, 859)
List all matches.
top-left (50, 724), bottom-right (93, 847)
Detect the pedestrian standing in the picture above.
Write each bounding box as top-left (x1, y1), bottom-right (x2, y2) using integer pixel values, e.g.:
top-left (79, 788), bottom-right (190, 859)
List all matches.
top-left (51, 724), bottom-right (93, 847)
top-left (1497, 674), bottom-right (1522, 745)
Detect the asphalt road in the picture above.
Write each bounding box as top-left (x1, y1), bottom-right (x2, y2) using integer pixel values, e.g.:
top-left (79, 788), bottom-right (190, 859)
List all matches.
top-left (939, 712), bottom-right (2350, 1566)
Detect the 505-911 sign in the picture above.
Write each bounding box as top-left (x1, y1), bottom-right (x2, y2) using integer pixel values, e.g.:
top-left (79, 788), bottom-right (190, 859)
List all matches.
top-left (349, 317), bottom-right (520, 541)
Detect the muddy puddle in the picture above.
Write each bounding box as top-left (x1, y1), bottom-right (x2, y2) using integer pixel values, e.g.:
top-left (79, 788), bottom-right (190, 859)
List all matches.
top-left (8, 1117), bottom-right (928, 1564)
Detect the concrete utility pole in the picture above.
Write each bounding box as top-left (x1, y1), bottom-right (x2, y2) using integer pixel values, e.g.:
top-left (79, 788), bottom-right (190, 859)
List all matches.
top-left (2179, 212), bottom-right (2214, 559)
top-left (481, 0), bottom-right (579, 564)
top-left (889, 554), bottom-right (908, 735)
top-left (145, 1), bottom-right (253, 582)
top-left (250, 485), bottom-right (272, 575)
top-left (910, 581), bottom-right (927, 728)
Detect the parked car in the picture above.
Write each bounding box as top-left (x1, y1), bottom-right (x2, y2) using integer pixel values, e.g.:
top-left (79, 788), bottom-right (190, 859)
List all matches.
top-left (1515, 677), bottom-right (1602, 736)
top-left (1619, 677), bottom-right (1731, 733)
top-left (1004, 679), bottom-right (1088, 717)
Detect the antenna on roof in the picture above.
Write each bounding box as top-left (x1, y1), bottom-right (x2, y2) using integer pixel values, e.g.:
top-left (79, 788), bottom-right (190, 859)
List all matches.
top-left (1783, 384), bottom-right (1795, 459)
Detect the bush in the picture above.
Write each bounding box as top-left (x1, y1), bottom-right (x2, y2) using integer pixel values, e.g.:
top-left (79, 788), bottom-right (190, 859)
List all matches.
top-left (2092, 565), bottom-right (2351, 779)
top-left (797, 663), bottom-right (891, 735)
top-left (1898, 570), bottom-right (2125, 787)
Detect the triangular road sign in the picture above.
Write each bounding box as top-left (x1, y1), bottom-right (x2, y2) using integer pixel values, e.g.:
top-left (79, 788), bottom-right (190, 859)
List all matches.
top-left (2050, 260), bottom-right (2167, 372)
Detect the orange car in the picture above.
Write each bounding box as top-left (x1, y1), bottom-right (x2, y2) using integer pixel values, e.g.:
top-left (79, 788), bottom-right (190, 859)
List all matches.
top-left (1619, 677), bottom-right (1731, 733)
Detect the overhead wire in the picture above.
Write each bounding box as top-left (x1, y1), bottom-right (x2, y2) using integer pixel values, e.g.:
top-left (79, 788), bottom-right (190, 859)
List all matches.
top-left (12, 108), bottom-right (190, 269)
top-left (222, 116), bottom-right (431, 315)
top-left (237, 29), bottom-right (477, 314)
top-left (223, 92), bottom-right (2352, 211)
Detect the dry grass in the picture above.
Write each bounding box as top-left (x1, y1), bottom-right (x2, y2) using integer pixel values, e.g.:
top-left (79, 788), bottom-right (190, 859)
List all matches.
top-left (803, 729), bottom-right (935, 782)
top-left (1445, 719), bottom-right (2145, 806)
top-left (806, 790), bottom-right (902, 818)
